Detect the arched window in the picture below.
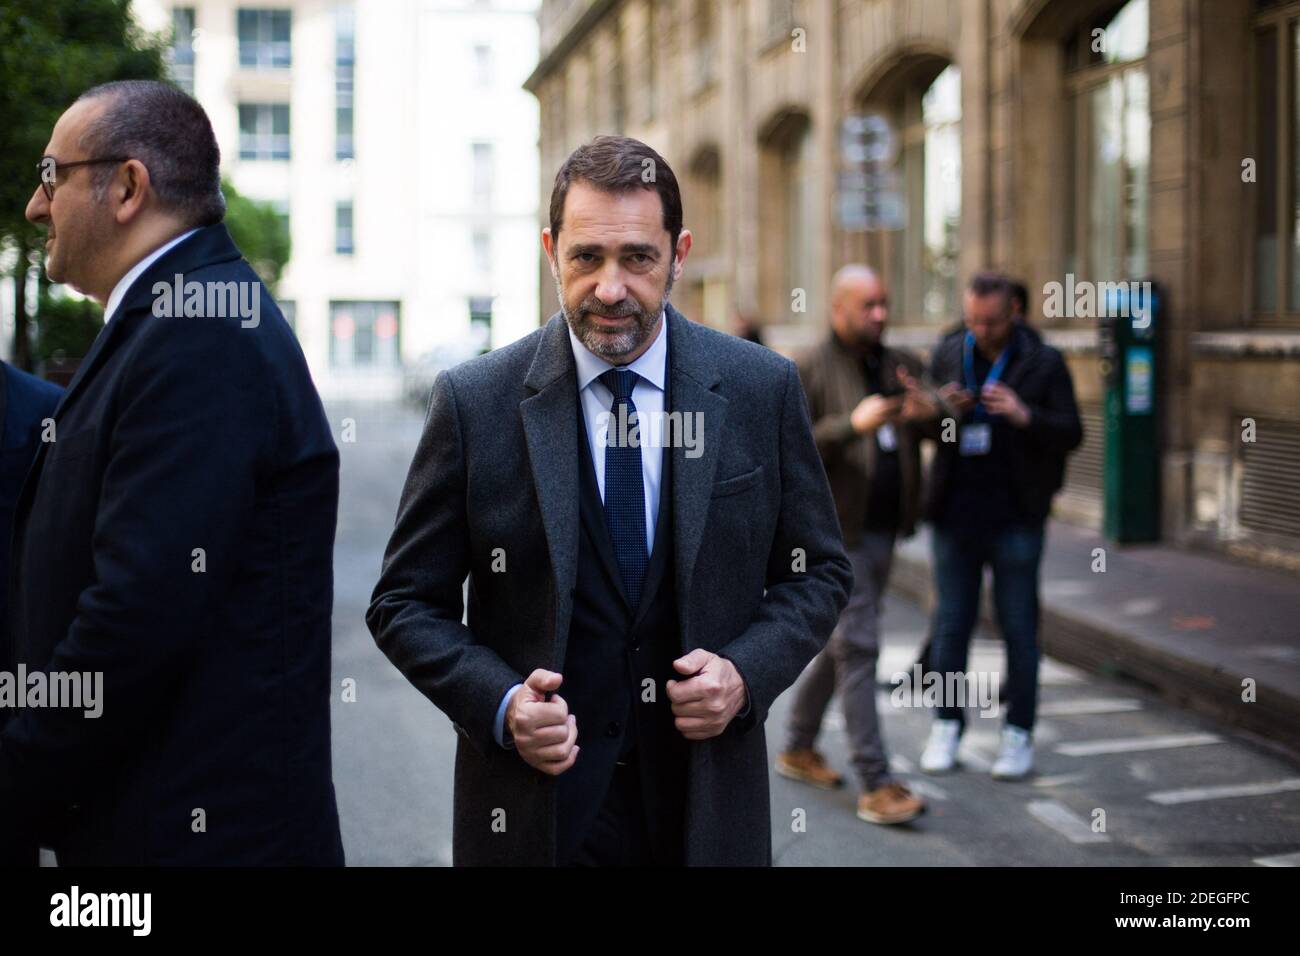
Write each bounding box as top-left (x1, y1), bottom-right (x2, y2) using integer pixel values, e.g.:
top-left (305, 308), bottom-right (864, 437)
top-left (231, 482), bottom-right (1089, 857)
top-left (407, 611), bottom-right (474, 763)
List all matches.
top-left (758, 111), bottom-right (818, 322)
top-left (853, 59), bottom-right (961, 324)
top-left (1063, 0), bottom-right (1150, 285)
top-left (914, 65), bottom-right (962, 321)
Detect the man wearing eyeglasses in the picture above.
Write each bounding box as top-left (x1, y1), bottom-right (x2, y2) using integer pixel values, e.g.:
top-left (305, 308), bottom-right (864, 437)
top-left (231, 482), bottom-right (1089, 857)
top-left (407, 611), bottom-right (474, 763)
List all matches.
top-left (0, 80), bottom-right (343, 866)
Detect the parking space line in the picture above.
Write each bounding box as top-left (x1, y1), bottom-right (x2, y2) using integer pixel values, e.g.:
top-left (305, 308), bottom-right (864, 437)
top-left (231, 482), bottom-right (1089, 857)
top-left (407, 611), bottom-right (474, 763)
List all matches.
top-left (1056, 733), bottom-right (1221, 756)
top-left (906, 778), bottom-right (949, 802)
top-left (1027, 800), bottom-right (1110, 844)
top-left (1147, 778), bottom-right (1300, 806)
top-left (1254, 851), bottom-right (1300, 866)
top-left (1038, 698), bottom-right (1143, 717)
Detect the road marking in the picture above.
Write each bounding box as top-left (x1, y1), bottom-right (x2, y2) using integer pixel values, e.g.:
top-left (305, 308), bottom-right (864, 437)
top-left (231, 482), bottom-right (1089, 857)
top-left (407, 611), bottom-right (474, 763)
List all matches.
top-left (1033, 772), bottom-right (1090, 788)
top-left (1254, 851), bottom-right (1300, 866)
top-left (1038, 698), bottom-right (1143, 717)
top-left (906, 778), bottom-right (949, 801)
top-left (1247, 645), bottom-right (1300, 664)
top-left (1056, 733), bottom-right (1221, 757)
top-left (1040, 659), bottom-right (1088, 686)
top-left (1120, 597), bottom-right (1162, 616)
top-left (1147, 777), bottom-right (1300, 806)
top-left (1026, 800), bottom-right (1110, 844)
top-left (889, 755), bottom-right (914, 774)
top-left (958, 746), bottom-right (993, 772)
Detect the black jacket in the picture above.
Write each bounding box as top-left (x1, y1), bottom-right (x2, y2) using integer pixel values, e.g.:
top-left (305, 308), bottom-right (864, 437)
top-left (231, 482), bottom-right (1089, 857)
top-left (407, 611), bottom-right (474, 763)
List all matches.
top-left (0, 362), bottom-right (62, 648)
top-left (0, 224), bottom-right (344, 865)
top-left (925, 324), bottom-right (1083, 524)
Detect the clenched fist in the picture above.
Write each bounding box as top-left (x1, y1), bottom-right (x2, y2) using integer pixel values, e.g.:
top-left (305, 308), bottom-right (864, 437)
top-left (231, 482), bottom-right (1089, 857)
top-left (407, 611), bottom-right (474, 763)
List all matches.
top-left (666, 649), bottom-right (748, 740)
top-left (506, 669), bottom-right (579, 775)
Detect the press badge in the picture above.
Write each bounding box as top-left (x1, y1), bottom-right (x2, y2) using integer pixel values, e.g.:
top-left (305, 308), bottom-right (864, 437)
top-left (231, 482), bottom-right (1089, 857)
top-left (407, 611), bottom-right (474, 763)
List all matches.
top-left (876, 423), bottom-right (898, 452)
top-left (959, 423), bottom-right (991, 456)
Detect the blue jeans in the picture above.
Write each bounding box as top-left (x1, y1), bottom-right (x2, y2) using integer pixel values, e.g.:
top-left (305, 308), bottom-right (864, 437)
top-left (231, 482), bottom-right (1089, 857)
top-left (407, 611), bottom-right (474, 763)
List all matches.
top-left (929, 523), bottom-right (1045, 732)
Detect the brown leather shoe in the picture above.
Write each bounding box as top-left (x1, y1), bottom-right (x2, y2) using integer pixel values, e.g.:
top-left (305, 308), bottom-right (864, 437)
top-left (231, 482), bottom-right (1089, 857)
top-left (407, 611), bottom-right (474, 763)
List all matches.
top-left (857, 782), bottom-right (926, 825)
top-left (776, 749), bottom-right (844, 789)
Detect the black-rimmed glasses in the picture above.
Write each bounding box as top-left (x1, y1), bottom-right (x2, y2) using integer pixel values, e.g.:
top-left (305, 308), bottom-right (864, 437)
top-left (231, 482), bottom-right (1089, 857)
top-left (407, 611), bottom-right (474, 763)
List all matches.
top-left (37, 156), bottom-right (130, 201)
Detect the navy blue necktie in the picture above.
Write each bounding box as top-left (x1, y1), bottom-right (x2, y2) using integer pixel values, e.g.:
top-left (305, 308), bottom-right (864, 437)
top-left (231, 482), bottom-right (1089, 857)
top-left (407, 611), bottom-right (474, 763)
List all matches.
top-left (599, 368), bottom-right (648, 608)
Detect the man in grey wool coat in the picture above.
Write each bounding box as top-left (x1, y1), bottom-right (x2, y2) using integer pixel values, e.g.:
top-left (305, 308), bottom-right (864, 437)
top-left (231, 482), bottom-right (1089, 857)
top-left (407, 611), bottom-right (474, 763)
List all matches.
top-left (367, 135), bottom-right (851, 866)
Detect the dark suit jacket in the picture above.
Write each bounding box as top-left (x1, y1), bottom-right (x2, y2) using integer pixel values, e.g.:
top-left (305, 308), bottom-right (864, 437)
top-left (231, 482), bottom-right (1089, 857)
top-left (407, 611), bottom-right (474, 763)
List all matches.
top-left (797, 333), bottom-right (926, 543)
top-left (367, 305), bottom-right (852, 866)
top-left (926, 323), bottom-right (1083, 523)
top-left (0, 362), bottom-right (63, 643)
top-left (0, 224), bottom-right (344, 865)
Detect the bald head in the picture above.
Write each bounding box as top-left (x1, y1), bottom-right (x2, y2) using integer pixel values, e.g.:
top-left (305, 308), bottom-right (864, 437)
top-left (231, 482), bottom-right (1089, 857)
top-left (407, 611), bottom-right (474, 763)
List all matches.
top-left (829, 264), bottom-right (889, 350)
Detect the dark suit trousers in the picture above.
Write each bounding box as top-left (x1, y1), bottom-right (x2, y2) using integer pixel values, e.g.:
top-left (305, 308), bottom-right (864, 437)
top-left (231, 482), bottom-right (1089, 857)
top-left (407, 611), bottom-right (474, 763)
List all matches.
top-left (568, 752), bottom-right (683, 867)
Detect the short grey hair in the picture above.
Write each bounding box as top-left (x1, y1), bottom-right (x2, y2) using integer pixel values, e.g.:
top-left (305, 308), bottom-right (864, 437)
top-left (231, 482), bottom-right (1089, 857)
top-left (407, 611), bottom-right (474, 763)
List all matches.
top-left (76, 80), bottom-right (225, 227)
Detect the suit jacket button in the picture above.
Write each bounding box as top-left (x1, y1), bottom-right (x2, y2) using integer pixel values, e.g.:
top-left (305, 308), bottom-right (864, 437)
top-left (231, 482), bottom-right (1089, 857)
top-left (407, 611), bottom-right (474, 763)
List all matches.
top-left (606, 721), bottom-right (620, 737)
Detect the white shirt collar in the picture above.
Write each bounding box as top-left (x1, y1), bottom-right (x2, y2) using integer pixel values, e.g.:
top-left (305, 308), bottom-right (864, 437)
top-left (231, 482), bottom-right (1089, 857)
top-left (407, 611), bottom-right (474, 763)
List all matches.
top-left (103, 227), bottom-right (200, 324)
top-left (566, 309), bottom-right (668, 392)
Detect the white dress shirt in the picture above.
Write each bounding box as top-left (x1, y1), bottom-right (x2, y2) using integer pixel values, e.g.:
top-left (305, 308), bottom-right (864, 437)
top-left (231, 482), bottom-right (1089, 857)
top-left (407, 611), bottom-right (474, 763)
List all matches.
top-left (566, 310), bottom-right (667, 556)
top-left (102, 228), bottom-right (199, 324)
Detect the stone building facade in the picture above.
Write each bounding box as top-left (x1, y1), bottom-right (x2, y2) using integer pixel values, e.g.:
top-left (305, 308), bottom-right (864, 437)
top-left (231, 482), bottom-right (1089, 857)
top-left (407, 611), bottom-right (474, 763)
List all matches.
top-left (525, 0), bottom-right (1300, 567)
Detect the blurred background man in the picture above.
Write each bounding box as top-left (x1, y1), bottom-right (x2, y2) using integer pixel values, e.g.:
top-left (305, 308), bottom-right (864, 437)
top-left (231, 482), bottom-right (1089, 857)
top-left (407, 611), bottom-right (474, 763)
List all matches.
top-left (920, 272), bottom-right (1082, 780)
top-left (777, 264), bottom-right (934, 825)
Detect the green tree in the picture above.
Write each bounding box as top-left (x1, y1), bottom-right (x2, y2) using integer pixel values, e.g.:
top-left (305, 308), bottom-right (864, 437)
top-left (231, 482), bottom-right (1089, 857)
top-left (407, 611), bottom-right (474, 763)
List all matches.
top-left (0, 0), bottom-right (166, 370)
top-left (222, 179), bottom-right (291, 292)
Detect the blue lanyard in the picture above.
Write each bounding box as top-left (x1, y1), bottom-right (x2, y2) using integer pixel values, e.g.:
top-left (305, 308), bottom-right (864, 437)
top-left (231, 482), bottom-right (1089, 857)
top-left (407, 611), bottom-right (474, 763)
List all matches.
top-left (963, 332), bottom-right (1013, 421)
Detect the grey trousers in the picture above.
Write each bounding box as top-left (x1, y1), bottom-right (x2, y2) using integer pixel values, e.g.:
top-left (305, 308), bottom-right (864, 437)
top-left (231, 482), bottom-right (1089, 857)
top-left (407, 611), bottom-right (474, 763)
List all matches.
top-left (786, 530), bottom-right (896, 791)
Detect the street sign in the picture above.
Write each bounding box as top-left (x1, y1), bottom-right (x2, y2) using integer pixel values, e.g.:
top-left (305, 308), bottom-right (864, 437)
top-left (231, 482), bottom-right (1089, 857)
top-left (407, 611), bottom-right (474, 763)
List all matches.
top-left (838, 114), bottom-right (905, 231)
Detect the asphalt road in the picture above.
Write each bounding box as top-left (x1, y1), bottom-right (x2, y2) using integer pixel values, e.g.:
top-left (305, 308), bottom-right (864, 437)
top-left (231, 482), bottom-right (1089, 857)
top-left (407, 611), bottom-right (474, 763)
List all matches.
top-left (328, 399), bottom-right (1300, 867)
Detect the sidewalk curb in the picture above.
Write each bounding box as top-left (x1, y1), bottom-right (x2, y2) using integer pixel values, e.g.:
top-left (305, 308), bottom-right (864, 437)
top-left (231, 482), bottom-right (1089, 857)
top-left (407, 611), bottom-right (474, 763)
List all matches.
top-left (888, 551), bottom-right (1300, 760)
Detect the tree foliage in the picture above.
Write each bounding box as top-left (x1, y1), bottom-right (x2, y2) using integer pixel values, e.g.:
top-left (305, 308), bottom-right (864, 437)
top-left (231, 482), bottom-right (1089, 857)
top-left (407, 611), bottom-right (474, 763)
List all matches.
top-left (222, 179), bottom-right (291, 292)
top-left (0, 0), bottom-right (166, 368)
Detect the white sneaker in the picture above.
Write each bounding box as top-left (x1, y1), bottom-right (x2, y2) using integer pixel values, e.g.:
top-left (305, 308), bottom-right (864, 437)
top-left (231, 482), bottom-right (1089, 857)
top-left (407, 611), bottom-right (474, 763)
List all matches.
top-left (991, 725), bottom-right (1034, 780)
top-left (920, 719), bottom-right (962, 774)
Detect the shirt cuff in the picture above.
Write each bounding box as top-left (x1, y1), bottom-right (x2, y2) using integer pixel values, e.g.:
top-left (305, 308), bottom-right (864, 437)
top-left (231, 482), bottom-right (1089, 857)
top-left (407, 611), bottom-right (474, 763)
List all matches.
top-left (494, 683), bottom-right (523, 750)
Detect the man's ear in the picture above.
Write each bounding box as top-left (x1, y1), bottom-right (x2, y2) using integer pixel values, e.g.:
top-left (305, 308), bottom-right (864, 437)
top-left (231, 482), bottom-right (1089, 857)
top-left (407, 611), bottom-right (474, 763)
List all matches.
top-left (541, 228), bottom-right (562, 282)
top-left (672, 228), bottom-right (693, 280)
top-left (112, 159), bottom-right (152, 226)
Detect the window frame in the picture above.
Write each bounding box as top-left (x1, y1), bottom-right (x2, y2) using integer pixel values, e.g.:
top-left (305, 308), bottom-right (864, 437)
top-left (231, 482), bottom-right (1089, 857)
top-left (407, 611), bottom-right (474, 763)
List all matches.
top-left (1248, 3), bottom-right (1300, 326)
top-left (237, 8), bottom-right (292, 70)
top-left (238, 102), bottom-right (290, 161)
top-left (1063, 1), bottom-right (1150, 301)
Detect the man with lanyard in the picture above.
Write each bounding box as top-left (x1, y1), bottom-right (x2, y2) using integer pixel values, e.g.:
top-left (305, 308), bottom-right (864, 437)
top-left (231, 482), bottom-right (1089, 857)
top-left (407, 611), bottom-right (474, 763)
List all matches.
top-left (918, 272), bottom-right (1082, 779)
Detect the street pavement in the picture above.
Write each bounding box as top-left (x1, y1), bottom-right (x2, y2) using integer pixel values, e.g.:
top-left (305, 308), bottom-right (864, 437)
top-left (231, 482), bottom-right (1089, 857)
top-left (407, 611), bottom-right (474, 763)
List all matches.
top-left (328, 399), bottom-right (1300, 867)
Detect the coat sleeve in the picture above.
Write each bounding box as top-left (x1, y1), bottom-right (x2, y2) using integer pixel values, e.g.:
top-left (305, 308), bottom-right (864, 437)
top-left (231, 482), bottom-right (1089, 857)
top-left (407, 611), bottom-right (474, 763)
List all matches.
top-left (1024, 350), bottom-right (1084, 455)
top-left (717, 360), bottom-right (853, 732)
top-left (365, 370), bottom-right (523, 755)
top-left (0, 315), bottom-right (280, 850)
